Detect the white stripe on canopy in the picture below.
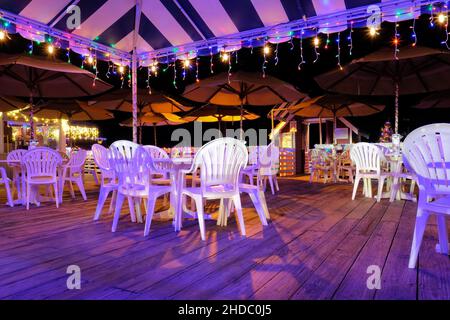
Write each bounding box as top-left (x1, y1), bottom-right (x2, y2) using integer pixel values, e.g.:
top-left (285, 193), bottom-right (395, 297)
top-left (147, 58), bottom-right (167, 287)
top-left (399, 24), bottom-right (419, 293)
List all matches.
top-left (73, 0), bottom-right (135, 39)
top-left (250, 0), bottom-right (289, 26)
top-left (20, 0), bottom-right (72, 24)
top-left (142, 1), bottom-right (193, 46)
top-left (189, 0), bottom-right (238, 37)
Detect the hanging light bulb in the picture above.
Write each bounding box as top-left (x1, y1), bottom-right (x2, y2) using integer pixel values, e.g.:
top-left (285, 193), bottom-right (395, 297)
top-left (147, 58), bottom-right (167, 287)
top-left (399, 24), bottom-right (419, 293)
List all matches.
top-left (221, 52), bottom-right (229, 62)
top-left (438, 13), bottom-right (446, 24)
top-left (0, 30), bottom-right (6, 41)
top-left (263, 45), bottom-right (271, 55)
top-left (313, 36), bottom-right (320, 47)
top-left (369, 26), bottom-right (378, 37)
top-left (47, 44), bottom-right (55, 54)
top-left (118, 65), bottom-right (125, 73)
top-left (183, 59), bottom-right (190, 68)
top-left (87, 55), bottom-right (94, 64)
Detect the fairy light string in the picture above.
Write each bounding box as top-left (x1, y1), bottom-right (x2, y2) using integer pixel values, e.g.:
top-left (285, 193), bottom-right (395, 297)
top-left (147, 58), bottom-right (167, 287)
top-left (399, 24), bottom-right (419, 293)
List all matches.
top-left (313, 30), bottom-right (320, 64)
top-left (298, 29), bottom-right (305, 70)
top-left (348, 22), bottom-right (354, 56)
top-left (336, 32), bottom-right (343, 70)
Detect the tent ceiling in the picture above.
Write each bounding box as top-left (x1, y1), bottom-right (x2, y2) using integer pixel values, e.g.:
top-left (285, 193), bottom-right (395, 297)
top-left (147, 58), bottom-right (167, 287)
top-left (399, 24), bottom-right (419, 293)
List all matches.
top-left (0, 0), bottom-right (439, 63)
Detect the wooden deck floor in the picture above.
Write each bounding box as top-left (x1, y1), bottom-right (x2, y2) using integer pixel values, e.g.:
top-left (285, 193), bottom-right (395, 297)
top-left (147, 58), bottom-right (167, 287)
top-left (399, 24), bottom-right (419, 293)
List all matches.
top-left (0, 176), bottom-right (448, 300)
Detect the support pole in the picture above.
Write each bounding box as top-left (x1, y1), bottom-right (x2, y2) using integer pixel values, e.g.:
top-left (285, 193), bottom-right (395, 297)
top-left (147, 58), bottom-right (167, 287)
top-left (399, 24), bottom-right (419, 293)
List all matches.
top-left (319, 118), bottom-right (323, 145)
top-left (0, 112), bottom-right (4, 154)
top-left (132, 52), bottom-right (138, 144)
top-left (58, 118), bottom-right (66, 153)
top-left (394, 82), bottom-right (399, 134)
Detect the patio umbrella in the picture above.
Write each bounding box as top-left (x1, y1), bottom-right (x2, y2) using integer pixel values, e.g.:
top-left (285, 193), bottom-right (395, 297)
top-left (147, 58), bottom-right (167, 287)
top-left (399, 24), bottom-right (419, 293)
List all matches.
top-left (120, 112), bottom-right (185, 145)
top-left (415, 90), bottom-right (450, 109)
top-left (293, 95), bottom-right (385, 143)
top-left (34, 99), bottom-right (113, 121)
top-left (182, 104), bottom-right (259, 132)
top-left (0, 54), bottom-right (112, 139)
top-left (315, 46), bottom-right (450, 134)
top-left (0, 96), bottom-right (27, 112)
top-left (92, 88), bottom-right (191, 113)
top-left (183, 71), bottom-right (306, 136)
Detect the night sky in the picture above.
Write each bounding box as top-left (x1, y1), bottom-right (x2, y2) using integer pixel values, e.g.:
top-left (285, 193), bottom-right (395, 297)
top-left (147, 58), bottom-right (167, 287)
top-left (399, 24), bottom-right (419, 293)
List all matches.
top-left (1, 14), bottom-right (450, 147)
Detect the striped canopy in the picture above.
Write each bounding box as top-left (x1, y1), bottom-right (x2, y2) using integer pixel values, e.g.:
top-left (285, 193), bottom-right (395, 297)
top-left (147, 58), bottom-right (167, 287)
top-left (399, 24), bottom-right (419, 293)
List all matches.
top-left (0, 0), bottom-right (431, 62)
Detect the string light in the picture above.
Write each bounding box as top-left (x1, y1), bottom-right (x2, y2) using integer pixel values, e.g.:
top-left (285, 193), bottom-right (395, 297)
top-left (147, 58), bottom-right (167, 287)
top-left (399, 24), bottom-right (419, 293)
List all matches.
top-left (209, 47), bottom-right (214, 74)
top-left (0, 29), bottom-right (9, 41)
top-left (173, 62), bottom-right (177, 89)
top-left (195, 55), bottom-right (199, 82)
top-left (221, 52), bottom-right (229, 62)
top-left (227, 51), bottom-right (232, 83)
top-left (274, 42), bottom-right (279, 66)
top-left (411, 9), bottom-right (418, 46)
top-left (313, 32), bottom-right (320, 64)
top-left (438, 13), bottom-right (446, 24)
top-left (28, 40), bottom-right (34, 55)
top-left (106, 61), bottom-right (112, 78)
top-left (298, 29), bottom-right (305, 70)
top-left (66, 47), bottom-right (70, 62)
top-left (369, 26), bottom-right (378, 37)
top-left (290, 36), bottom-right (294, 51)
top-left (348, 22), bottom-right (354, 56)
top-left (262, 40), bottom-right (268, 78)
top-left (47, 44), bottom-right (55, 55)
top-left (118, 65), bottom-right (125, 74)
top-left (182, 59), bottom-right (189, 80)
top-left (336, 32), bottom-right (343, 70)
top-left (147, 66), bottom-right (152, 94)
top-left (429, 4), bottom-right (435, 27)
top-left (442, 3), bottom-right (450, 49)
top-left (325, 33), bottom-right (330, 49)
top-left (394, 21), bottom-right (400, 60)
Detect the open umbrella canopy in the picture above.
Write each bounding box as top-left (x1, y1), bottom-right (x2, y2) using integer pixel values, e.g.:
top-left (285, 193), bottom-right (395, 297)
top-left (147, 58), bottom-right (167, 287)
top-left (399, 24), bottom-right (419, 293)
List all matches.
top-left (34, 99), bottom-right (113, 121)
top-left (415, 90), bottom-right (450, 109)
top-left (182, 104), bottom-right (259, 123)
top-left (0, 96), bottom-right (27, 112)
top-left (315, 46), bottom-right (450, 133)
top-left (293, 95), bottom-right (385, 118)
top-left (183, 71), bottom-right (306, 106)
top-left (120, 112), bottom-right (185, 127)
top-left (92, 88), bottom-right (191, 113)
top-left (0, 54), bottom-right (112, 98)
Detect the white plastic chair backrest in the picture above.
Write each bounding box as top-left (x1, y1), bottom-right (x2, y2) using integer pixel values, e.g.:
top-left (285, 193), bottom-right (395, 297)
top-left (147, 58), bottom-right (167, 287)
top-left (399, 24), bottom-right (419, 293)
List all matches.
top-left (375, 143), bottom-right (391, 156)
top-left (110, 140), bottom-right (139, 162)
top-left (142, 145), bottom-right (170, 174)
top-left (350, 143), bottom-right (382, 174)
top-left (22, 147), bottom-right (62, 179)
top-left (109, 145), bottom-right (150, 191)
top-left (259, 143), bottom-right (279, 175)
top-left (403, 123), bottom-right (450, 194)
top-left (192, 138), bottom-right (248, 194)
top-left (67, 149), bottom-right (87, 168)
top-left (91, 144), bottom-right (111, 171)
top-left (7, 149), bottom-right (27, 167)
top-left (247, 146), bottom-right (259, 165)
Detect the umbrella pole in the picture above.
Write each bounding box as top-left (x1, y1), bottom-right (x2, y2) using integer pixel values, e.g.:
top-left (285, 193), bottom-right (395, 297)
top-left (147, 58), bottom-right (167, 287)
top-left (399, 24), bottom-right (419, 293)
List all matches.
top-left (132, 52), bottom-right (138, 143)
top-left (319, 117), bottom-right (323, 145)
top-left (29, 93), bottom-right (34, 142)
top-left (153, 125), bottom-right (157, 146)
top-left (240, 99), bottom-right (244, 140)
top-left (394, 82), bottom-right (399, 134)
top-left (139, 126), bottom-right (142, 145)
top-left (333, 112), bottom-right (337, 145)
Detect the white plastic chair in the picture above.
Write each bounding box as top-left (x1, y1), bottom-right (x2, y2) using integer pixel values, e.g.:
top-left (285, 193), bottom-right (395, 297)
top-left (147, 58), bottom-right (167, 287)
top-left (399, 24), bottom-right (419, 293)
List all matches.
top-left (337, 149), bottom-right (355, 183)
top-left (21, 148), bottom-right (62, 210)
top-left (110, 146), bottom-right (171, 236)
top-left (403, 123), bottom-right (450, 268)
top-left (309, 148), bottom-right (333, 184)
top-left (350, 143), bottom-right (392, 202)
top-left (92, 144), bottom-right (117, 220)
top-left (7, 149), bottom-right (27, 202)
top-left (179, 138), bottom-right (248, 240)
top-left (0, 165), bottom-right (13, 207)
top-left (60, 149), bottom-right (87, 202)
top-left (109, 140), bottom-right (142, 222)
top-left (142, 145), bottom-right (171, 184)
top-left (260, 143), bottom-right (280, 194)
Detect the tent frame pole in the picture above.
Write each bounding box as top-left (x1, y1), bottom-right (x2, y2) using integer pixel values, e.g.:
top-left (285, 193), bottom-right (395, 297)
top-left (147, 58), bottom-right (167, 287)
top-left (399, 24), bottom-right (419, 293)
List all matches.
top-left (132, 0), bottom-right (143, 144)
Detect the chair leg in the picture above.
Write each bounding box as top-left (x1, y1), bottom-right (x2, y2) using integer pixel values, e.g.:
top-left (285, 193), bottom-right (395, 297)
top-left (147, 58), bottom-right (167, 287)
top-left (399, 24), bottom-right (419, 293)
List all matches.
top-left (76, 176), bottom-right (87, 201)
top-left (94, 187), bottom-right (110, 220)
top-left (68, 180), bottom-right (75, 199)
top-left (4, 181), bottom-right (13, 207)
top-left (108, 190), bottom-right (116, 214)
top-left (248, 190), bottom-right (268, 226)
top-left (377, 177), bottom-right (385, 203)
top-left (232, 194), bottom-right (246, 237)
top-left (112, 193), bottom-right (125, 232)
top-left (389, 176), bottom-right (400, 202)
top-left (408, 209), bottom-right (429, 268)
top-left (268, 176), bottom-right (275, 195)
top-left (436, 215), bottom-right (449, 256)
top-left (273, 175), bottom-right (279, 192)
top-left (127, 196), bottom-right (137, 222)
top-left (144, 195), bottom-right (157, 236)
top-left (194, 196), bottom-right (206, 241)
top-left (53, 183), bottom-right (59, 208)
top-left (352, 175), bottom-right (361, 200)
top-left (26, 182), bottom-right (30, 210)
